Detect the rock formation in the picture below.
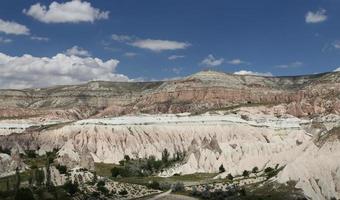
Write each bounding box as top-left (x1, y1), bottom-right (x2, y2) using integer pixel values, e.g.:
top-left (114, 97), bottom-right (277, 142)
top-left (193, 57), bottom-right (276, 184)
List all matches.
top-left (0, 71), bottom-right (340, 121)
top-left (1, 71), bottom-right (340, 199)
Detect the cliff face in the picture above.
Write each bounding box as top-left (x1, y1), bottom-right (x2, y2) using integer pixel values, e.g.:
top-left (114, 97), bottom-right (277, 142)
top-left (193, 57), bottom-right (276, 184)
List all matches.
top-left (277, 127), bottom-right (340, 200)
top-left (0, 113), bottom-right (311, 174)
top-left (1, 71), bottom-right (340, 120)
top-left (1, 112), bottom-right (340, 199)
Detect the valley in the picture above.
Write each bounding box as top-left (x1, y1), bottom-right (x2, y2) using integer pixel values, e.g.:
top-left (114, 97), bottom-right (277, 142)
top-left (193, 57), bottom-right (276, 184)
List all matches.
top-left (0, 71), bottom-right (340, 200)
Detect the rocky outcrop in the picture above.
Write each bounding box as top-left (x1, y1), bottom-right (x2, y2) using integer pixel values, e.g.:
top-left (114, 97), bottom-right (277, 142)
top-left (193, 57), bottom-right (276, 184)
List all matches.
top-left (277, 127), bottom-right (340, 200)
top-left (56, 140), bottom-right (95, 170)
top-left (0, 147), bottom-right (26, 177)
top-left (0, 113), bottom-right (311, 173)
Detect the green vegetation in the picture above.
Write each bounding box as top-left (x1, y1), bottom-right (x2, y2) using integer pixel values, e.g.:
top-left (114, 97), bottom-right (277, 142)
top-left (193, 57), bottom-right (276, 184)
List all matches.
top-left (63, 181), bottom-right (79, 196)
top-left (219, 164), bottom-right (225, 173)
top-left (110, 149), bottom-right (186, 178)
top-left (55, 165), bottom-right (67, 174)
top-left (0, 148), bottom-right (74, 200)
top-left (14, 188), bottom-right (35, 200)
top-left (227, 173), bottom-right (233, 181)
top-left (252, 166), bottom-right (259, 174)
top-left (0, 146), bottom-right (11, 155)
top-left (242, 170), bottom-right (249, 177)
top-left (112, 173), bottom-right (218, 187)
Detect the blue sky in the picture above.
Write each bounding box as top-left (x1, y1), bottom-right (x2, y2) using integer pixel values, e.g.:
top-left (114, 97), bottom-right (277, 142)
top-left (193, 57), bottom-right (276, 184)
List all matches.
top-left (0, 0), bottom-right (340, 88)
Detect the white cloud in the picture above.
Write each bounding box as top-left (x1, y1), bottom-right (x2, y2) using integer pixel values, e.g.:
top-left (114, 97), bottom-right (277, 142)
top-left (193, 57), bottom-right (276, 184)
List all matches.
top-left (111, 34), bottom-right (190, 52)
top-left (275, 61), bottom-right (303, 69)
top-left (123, 52), bottom-right (138, 57)
top-left (131, 39), bottom-right (190, 52)
top-left (332, 41), bottom-right (340, 49)
top-left (65, 46), bottom-right (91, 57)
top-left (168, 55), bottom-right (185, 60)
top-left (0, 52), bottom-right (128, 89)
top-left (234, 70), bottom-right (273, 76)
top-left (112, 34), bottom-right (133, 42)
top-left (200, 54), bottom-right (224, 67)
top-left (30, 36), bottom-right (49, 41)
top-left (23, 1), bottom-right (109, 23)
top-left (0, 19), bottom-right (30, 35)
top-left (305, 9), bottom-right (327, 23)
top-left (227, 59), bottom-right (249, 65)
top-left (171, 67), bottom-right (183, 74)
top-left (334, 68), bottom-right (340, 72)
top-left (0, 37), bottom-right (12, 44)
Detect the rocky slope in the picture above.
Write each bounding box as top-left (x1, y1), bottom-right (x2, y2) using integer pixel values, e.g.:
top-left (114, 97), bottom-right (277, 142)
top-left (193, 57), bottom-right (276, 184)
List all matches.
top-left (277, 127), bottom-right (340, 200)
top-left (0, 71), bottom-right (340, 120)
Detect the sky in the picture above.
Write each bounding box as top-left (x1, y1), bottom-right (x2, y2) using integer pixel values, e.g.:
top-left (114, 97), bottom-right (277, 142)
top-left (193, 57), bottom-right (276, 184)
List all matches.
top-left (1, 0), bottom-right (340, 88)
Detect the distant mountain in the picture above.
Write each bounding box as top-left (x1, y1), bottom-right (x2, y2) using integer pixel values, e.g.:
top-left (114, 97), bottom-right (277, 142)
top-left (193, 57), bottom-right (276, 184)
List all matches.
top-left (0, 70), bottom-right (339, 121)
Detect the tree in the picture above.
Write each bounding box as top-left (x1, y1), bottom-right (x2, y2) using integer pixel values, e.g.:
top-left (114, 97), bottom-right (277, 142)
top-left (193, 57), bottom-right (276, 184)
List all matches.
top-left (25, 150), bottom-right (37, 158)
top-left (124, 155), bottom-right (131, 162)
top-left (111, 167), bottom-right (130, 177)
top-left (252, 166), bottom-right (259, 174)
top-left (36, 169), bottom-right (45, 186)
top-left (148, 181), bottom-right (160, 190)
top-left (242, 170), bottom-right (249, 177)
top-left (92, 171), bottom-right (97, 184)
top-left (45, 155), bottom-right (52, 189)
top-left (227, 173), bottom-right (233, 181)
top-left (172, 182), bottom-right (185, 192)
top-left (56, 164), bottom-right (67, 174)
top-left (97, 180), bottom-right (105, 187)
top-left (119, 160), bottom-right (125, 166)
top-left (28, 172), bottom-right (33, 188)
top-left (15, 167), bottom-right (21, 193)
top-left (239, 188), bottom-right (246, 196)
top-left (15, 188), bottom-right (35, 200)
top-left (63, 181), bottom-right (78, 196)
top-left (264, 167), bottom-right (274, 173)
top-left (219, 164), bottom-right (225, 173)
top-left (97, 180), bottom-right (108, 195)
top-left (6, 177), bottom-right (10, 192)
top-left (162, 148), bottom-right (170, 163)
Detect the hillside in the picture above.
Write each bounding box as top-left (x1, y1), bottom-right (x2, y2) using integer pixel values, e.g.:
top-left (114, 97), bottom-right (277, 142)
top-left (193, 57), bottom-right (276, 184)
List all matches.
top-left (0, 71), bottom-right (340, 121)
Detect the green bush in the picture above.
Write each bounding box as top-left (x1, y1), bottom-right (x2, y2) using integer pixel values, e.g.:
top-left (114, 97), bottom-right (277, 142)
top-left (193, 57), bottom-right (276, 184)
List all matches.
top-left (0, 146), bottom-right (11, 155)
top-left (63, 181), bottom-right (78, 196)
top-left (219, 164), bottom-right (225, 173)
top-left (25, 150), bottom-right (37, 158)
top-left (97, 186), bottom-right (109, 195)
top-left (97, 180), bottom-right (105, 187)
top-left (119, 160), bottom-right (125, 166)
top-left (15, 188), bottom-right (35, 200)
top-left (124, 155), bottom-right (131, 162)
top-left (242, 170), bottom-right (249, 177)
top-left (35, 169), bottom-right (45, 186)
top-left (111, 167), bottom-right (130, 177)
top-left (227, 173), bottom-right (233, 180)
top-left (56, 164), bottom-right (67, 174)
top-left (172, 182), bottom-right (185, 192)
top-left (148, 181), bottom-right (160, 190)
top-left (264, 167), bottom-right (274, 173)
top-left (118, 189), bottom-right (128, 196)
top-left (252, 166), bottom-right (259, 173)
top-left (162, 148), bottom-right (170, 163)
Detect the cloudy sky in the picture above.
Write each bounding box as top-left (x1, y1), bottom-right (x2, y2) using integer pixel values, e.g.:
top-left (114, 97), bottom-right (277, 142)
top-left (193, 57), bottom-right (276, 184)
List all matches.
top-left (1, 0), bottom-right (340, 88)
